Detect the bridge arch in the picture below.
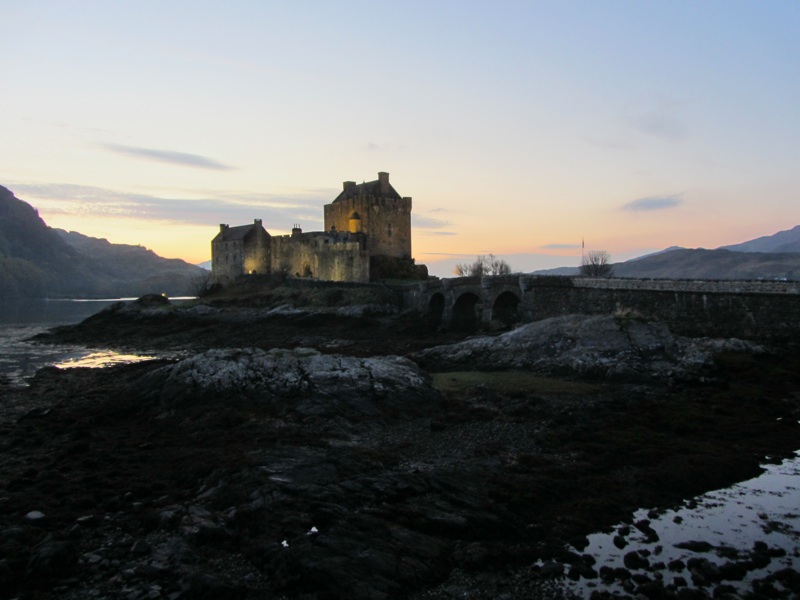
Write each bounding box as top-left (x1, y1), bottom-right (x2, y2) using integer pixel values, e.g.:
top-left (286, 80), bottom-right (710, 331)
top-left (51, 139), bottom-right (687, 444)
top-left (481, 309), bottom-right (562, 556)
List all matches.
top-left (428, 292), bottom-right (445, 327)
top-left (491, 290), bottom-right (521, 327)
top-left (451, 291), bottom-right (481, 332)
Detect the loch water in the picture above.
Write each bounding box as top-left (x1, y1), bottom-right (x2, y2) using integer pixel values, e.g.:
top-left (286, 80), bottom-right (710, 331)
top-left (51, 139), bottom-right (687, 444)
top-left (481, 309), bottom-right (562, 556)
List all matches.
top-left (0, 298), bottom-right (165, 385)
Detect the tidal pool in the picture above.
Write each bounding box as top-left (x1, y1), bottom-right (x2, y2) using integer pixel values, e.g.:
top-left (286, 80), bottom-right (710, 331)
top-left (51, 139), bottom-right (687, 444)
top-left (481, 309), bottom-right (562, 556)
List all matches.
top-left (563, 451), bottom-right (800, 597)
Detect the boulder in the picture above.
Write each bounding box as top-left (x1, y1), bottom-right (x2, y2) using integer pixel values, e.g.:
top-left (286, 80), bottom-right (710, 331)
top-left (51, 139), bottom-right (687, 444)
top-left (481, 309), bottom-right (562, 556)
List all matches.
top-left (143, 347), bottom-right (439, 419)
top-left (411, 314), bottom-right (763, 381)
top-left (136, 294), bottom-right (171, 307)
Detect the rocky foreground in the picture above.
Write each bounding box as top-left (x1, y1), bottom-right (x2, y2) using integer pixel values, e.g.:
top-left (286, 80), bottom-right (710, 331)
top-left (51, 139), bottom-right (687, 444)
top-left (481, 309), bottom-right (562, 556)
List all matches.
top-left (3, 300), bottom-right (800, 599)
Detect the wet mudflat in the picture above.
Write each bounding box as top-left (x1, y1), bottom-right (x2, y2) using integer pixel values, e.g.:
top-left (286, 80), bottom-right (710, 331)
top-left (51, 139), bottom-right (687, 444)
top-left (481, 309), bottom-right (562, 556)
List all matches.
top-left (3, 298), bottom-right (800, 598)
top-left (2, 339), bottom-right (799, 598)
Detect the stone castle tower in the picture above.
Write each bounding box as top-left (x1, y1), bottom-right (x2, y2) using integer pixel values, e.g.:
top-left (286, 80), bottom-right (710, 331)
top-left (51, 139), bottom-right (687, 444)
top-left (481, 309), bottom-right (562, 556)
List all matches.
top-left (212, 172), bottom-right (425, 284)
top-left (323, 172), bottom-right (412, 260)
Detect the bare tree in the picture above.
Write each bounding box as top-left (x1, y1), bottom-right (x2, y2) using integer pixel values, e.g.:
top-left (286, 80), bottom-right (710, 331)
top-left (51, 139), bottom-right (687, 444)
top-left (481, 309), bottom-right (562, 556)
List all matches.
top-left (453, 262), bottom-right (470, 277)
top-left (189, 269), bottom-right (214, 296)
top-left (580, 250), bottom-right (614, 278)
top-left (488, 254), bottom-right (512, 276)
top-left (453, 254), bottom-right (512, 277)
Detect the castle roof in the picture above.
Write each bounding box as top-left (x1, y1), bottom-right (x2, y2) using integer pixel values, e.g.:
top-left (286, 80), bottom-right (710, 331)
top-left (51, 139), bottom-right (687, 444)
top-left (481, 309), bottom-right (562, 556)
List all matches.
top-left (221, 225), bottom-right (253, 241)
top-left (332, 176), bottom-right (402, 204)
top-left (212, 220), bottom-right (268, 243)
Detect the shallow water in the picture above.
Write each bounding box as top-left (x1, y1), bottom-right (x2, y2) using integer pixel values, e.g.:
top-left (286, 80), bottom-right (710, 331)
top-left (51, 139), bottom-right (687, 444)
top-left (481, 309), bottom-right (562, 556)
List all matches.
top-left (565, 451), bottom-right (800, 596)
top-left (0, 298), bottom-right (186, 385)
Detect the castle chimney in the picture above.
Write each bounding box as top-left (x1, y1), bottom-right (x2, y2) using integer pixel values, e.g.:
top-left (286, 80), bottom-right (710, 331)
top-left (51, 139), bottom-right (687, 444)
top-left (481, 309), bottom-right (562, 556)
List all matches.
top-left (343, 181), bottom-right (356, 191)
top-left (378, 172), bottom-right (389, 194)
top-left (254, 219), bottom-right (262, 226)
top-left (219, 224), bottom-right (229, 232)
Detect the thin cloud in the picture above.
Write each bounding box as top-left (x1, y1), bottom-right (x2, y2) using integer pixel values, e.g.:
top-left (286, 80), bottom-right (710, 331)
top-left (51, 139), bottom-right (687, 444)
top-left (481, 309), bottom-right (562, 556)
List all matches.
top-left (622, 194), bottom-right (683, 212)
top-left (12, 183), bottom-right (324, 229)
top-left (540, 243), bottom-right (581, 250)
top-left (103, 144), bottom-right (234, 170)
top-left (412, 214), bottom-right (452, 229)
top-left (625, 102), bottom-right (689, 142)
top-left (418, 231), bottom-right (457, 236)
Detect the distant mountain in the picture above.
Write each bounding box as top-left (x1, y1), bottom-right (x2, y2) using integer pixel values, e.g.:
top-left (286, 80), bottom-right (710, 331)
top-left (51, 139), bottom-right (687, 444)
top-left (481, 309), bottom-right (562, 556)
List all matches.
top-left (0, 185), bottom-right (206, 299)
top-left (719, 225), bottom-right (800, 254)
top-left (532, 227), bottom-right (800, 280)
top-left (626, 246), bottom-right (685, 262)
top-left (612, 248), bottom-right (800, 280)
top-left (533, 266), bottom-right (580, 276)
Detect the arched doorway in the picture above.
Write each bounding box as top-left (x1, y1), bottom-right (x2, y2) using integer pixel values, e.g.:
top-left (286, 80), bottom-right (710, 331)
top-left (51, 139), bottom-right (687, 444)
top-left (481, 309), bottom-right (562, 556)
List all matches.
top-left (491, 291), bottom-right (521, 327)
top-left (451, 292), bottom-right (481, 332)
top-left (428, 293), bottom-right (445, 327)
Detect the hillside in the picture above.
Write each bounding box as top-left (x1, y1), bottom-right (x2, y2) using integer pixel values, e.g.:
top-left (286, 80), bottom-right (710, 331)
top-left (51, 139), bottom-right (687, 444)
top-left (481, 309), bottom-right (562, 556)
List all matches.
top-left (612, 248), bottom-right (800, 280)
top-left (720, 224), bottom-right (800, 253)
top-left (0, 185), bottom-right (205, 299)
top-left (533, 228), bottom-right (800, 280)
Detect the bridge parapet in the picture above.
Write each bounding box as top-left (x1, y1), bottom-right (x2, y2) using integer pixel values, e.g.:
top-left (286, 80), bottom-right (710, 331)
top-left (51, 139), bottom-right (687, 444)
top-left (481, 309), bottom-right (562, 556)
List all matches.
top-left (398, 275), bottom-right (800, 341)
top-left (571, 277), bottom-right (800, 294)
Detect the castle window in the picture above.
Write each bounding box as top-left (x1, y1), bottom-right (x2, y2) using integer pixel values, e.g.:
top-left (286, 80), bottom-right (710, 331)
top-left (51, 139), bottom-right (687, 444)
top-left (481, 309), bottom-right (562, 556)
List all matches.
top-left (387, 223), bottom-right (393, 238)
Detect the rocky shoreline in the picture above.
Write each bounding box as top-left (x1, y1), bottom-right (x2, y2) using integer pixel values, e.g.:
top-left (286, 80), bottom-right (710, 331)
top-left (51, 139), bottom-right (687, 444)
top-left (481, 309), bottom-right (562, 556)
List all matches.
top-left (3, 299), bottom-right (800, 599)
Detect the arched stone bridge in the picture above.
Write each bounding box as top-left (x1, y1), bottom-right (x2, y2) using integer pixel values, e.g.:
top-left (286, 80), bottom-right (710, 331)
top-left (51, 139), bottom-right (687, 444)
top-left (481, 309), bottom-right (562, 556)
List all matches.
top-left (401, 274), bottom-right (534, 331)
top-left (396, 275), bottom-right (800, 339)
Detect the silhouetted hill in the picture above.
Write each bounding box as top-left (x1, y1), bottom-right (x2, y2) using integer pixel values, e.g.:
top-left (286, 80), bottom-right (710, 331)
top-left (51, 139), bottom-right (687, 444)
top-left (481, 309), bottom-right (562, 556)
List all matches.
top-left (612, 248), bottom-right (800, 280)
top-left (719, 225), bottom-right (800, 253)
top-left (532, 229), bottom-right (800, 280)
top-left (0, 185), bottom-right (205, 299)
top-left (532, 266), bottom-right (580, 276)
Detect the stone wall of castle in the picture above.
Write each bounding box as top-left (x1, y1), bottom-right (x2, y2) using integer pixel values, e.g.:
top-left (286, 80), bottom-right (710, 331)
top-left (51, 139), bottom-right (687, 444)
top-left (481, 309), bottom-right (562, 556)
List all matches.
top-left (270, 233), bottom-right (370, 283)
top-left (211, 239), bottom-right (243, 284)
top-left (243, 234), bottom-right (271, 276)
top-left (324, 196), bottom-right (412, 260)
top-left (211, 233), bottom-right (271, 284)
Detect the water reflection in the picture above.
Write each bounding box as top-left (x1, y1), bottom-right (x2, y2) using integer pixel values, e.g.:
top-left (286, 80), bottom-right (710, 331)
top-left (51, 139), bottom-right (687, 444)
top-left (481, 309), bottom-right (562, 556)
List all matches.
top-left (565, 452), bottom-right (800, 596)
top-left (0, 324), bottom-right (159, 385)
top-left (0, 298), bottom-right (188, 385)
top-left (53, 350), bottom-right (157, 369)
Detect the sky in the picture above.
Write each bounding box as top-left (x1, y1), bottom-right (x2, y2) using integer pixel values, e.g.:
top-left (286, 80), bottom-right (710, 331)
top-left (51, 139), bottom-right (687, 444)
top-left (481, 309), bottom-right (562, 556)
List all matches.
top-left (1, 1), bottom-right (799, 277)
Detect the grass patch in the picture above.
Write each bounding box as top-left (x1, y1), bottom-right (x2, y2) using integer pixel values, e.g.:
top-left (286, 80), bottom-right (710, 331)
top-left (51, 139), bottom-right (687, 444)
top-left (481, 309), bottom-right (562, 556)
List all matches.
top-left (431, 371), bottom-right (600, 396)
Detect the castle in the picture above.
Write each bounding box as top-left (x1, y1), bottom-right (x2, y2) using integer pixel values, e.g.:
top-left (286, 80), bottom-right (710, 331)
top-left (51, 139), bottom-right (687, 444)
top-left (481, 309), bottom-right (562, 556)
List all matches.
top-left (211, 172), bottom-right (426, 284)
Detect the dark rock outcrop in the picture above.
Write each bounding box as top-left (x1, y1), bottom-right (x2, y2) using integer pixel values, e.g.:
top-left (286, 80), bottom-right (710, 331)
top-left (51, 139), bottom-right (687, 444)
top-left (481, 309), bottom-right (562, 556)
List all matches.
top-left (144, 347), bottom-right (440, 419)
top-left (411, 314), bottom-right (763, 381)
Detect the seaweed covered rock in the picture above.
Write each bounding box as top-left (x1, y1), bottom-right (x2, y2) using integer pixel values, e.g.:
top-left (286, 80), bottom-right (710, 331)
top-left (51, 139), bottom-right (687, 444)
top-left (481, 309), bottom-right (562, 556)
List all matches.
top-left (145, 347), bottom-right (439, 419)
